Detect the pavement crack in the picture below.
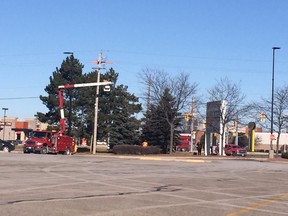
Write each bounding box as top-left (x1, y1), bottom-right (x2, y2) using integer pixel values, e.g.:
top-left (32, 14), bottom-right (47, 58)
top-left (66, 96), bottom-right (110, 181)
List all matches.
top-left (155, 184), bottom-right (181, 192)
top-left (3, 185), bottom-right (181, 205)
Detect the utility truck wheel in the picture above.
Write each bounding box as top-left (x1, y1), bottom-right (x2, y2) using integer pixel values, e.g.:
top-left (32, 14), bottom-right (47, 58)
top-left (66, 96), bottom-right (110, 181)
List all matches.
top-left (41, 146), bottom-right (48, 154)
top-left (64, 148), bottom-right (71, 155)
top-left (2, 146), bottom-right (9, 152)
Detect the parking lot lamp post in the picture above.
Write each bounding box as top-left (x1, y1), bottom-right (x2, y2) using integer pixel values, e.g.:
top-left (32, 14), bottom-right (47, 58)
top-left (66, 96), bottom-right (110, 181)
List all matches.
top-left (2, 108), bottom-right (8, 140)
top-left (63, 52), bottom-right (74, 136)
top-left (63, 52), bottom-right (74, 56)
top-left (270, 47), bottom-right (280, 155)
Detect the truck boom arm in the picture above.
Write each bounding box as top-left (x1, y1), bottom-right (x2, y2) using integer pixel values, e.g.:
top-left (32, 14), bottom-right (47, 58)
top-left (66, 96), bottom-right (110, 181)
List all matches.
top-left (58, 81), bottom-right (112, 135)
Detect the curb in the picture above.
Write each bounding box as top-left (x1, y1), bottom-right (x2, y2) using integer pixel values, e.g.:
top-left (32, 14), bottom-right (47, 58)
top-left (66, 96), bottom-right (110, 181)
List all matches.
top-left (9, 149), bottom-right (288, 163)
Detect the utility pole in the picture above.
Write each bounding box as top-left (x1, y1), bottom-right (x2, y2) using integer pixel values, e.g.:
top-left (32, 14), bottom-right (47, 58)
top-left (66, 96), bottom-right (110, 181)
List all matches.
top-left (92, 52), bottom-right (111, 155)
top-left (235, 116), bottom-right (238, 146)
top-left (93, 52), bottom-right (102, 155)
top-left (189, 98), bottom-right (195, 153)
top-left (2, 108), bottom-right (8, 140)
top-left (147, 74), bottom-right (151, 110)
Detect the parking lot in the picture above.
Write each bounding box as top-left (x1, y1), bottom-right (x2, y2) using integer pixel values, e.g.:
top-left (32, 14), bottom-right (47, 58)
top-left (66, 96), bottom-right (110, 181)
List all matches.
top-left (1, 152), bottom-right (288, 216)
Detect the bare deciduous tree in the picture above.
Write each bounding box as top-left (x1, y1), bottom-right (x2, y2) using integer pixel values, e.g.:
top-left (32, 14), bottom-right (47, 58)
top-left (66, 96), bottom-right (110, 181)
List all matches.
top-left (140, 68), bottom-right (198, 153)
top-left (206, 77), bottom-right (246, 155)
top-left (250, 85), bottom-right (288, 156)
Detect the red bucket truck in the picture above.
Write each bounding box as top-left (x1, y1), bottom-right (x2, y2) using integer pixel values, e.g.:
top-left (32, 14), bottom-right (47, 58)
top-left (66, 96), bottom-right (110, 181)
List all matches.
top-left (23, 80), bottom-right (111, 155)
top-left (23, 130), bottom-right (75, 155)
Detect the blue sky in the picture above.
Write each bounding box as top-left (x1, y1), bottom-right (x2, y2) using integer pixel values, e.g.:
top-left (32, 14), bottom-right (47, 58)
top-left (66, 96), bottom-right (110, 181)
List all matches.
top-left (1, 0), bottom-right (288, 120)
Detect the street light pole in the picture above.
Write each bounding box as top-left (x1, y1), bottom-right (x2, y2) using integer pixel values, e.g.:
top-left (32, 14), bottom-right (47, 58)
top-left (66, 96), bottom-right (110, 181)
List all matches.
top-left (189, 97), bottom-right (195, 153)
top-left (2, 108), bottom-right (8, 140)
top-left (270, 47), bottom-right (280, 155)
top-left (63, 52), bottom-right (74, 56)
top-left (63, 51), bottom-right (74, 136)
top-left (235, 116), bottom-right (238, 146)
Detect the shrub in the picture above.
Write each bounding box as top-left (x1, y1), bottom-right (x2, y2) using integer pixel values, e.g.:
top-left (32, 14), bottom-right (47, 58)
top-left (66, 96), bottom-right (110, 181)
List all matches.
top-left (281, 152), bottom-right (288, 159)
top-left (112, 145), bottom-right (161, 155)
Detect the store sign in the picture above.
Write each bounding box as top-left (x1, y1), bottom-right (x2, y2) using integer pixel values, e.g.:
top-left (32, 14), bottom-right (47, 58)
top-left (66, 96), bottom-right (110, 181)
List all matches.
top-left (270, 134), bottom-right (276, 141)
top-left (206, 101), bottom-right (222, 133)
top-left (0, 121), bottom-right (12, 126)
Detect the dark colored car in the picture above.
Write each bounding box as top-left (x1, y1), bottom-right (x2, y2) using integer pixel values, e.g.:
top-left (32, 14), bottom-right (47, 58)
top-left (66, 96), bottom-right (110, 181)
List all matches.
top-left (7, 140), bottom-right (22, 145)
top-left (0, 139), bottom-right (15, 152)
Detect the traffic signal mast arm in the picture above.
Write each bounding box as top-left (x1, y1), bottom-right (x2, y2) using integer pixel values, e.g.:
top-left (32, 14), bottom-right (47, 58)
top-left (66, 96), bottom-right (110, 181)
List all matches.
top-left (58, 81), bottom-right (112, 135)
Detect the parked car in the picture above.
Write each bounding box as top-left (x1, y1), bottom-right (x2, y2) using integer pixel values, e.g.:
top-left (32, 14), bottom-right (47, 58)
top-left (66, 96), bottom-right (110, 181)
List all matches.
top-left (224, 144), bottom-right (247, 156)
top-left (96, 141), bottom-right (110, 152)
top-left (0, 139), bottom-right (15, 152)
top-left (215, 144), bottom-right (247, 156)
top-left (176, 143), bottom-right (190, 152)
top-left (7, 140), bottom-right (22, 145)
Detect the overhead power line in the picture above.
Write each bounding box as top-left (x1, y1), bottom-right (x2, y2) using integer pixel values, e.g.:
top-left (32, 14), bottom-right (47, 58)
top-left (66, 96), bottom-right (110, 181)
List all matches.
top-left (0, 96), bottom-right (39, 100)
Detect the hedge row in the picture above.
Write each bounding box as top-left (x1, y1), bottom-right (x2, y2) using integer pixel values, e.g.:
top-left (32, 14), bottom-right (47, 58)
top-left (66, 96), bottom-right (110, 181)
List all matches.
top-left (281, 152), bottom-right (288, 159)
top-left (112, 145), bottom-right (161, 155)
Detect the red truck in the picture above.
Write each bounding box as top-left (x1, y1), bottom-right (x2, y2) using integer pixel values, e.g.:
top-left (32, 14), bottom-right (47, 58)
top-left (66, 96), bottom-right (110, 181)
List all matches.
top-left (23, 80), bottom-right (112, 155)
top-left (23, 83), bottom-right (80, 155)
top-left (23, 130), bottom-right (75, 155)
top-left (176, 133), bottom-right (191, 152)
top-left (23, 130), bottom-right (53, 154)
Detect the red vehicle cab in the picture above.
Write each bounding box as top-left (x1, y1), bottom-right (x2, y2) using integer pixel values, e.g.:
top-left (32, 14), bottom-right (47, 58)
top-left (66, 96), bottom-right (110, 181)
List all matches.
top-left (23, 130), bottom-right (53, 154)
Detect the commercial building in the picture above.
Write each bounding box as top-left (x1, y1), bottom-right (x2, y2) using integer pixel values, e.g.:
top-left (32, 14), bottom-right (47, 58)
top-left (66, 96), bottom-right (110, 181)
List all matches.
top-left (0, 117), bottom-right (48, 142)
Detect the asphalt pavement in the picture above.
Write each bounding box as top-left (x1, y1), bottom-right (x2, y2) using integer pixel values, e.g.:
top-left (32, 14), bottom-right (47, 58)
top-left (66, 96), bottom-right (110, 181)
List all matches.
top-left (1, 151), bottom-right (288, 216)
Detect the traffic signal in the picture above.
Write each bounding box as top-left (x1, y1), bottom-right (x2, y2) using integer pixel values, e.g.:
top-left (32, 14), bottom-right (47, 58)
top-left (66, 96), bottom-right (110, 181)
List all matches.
top-left (202, 121), bottom-right (206, 129)
top-left (184, 113), bottom-right (190, 122)
top-left (234, 120), bottom-right (238, 128)
top-left (260, 112), bottom-right (265, 122)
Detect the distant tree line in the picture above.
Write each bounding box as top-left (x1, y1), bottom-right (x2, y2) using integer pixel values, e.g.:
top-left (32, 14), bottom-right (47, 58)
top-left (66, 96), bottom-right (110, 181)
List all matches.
top-left (37, 55), bottom-right (288, 155)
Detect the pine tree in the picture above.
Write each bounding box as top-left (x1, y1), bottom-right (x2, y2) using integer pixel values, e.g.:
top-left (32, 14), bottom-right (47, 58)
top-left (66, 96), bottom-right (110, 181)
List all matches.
top-left (100, 69), bottom-right (142, 147)
top-left (141, 88), bottom-right (181, 153)
top-left (38, 55), bottom-right (84, 136)
top-left (141, 104), bottom-right (170, 153)
top-left (76, 68), bottom-right (142, 147)
top-left (38, 56), bottom-right (142, 148)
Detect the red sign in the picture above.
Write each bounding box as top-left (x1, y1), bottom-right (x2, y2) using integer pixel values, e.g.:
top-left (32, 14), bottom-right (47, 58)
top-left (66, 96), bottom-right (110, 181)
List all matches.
top-left (270, 134), bottom-right (276, 141)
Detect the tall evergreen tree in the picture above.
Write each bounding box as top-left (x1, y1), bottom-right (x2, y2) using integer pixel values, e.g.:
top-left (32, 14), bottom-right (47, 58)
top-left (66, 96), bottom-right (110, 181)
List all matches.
top-left (142, 104), bottom-right (170, 153)
top-left (77, 68), bottom-right (142, 147)
top-left (100, 69), bottom-right (142, 147)
top-left (38, 55), bottom-right (84, 136)
top-left (38, 55), bottom-right (142, 148)
top-left (141, 88), bottom-right (181, 153)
